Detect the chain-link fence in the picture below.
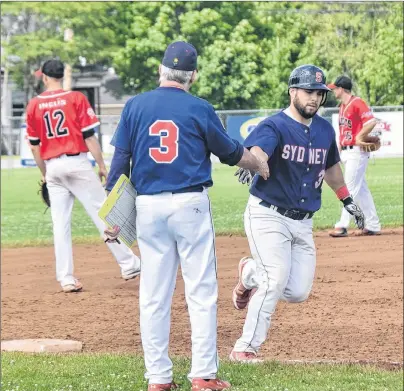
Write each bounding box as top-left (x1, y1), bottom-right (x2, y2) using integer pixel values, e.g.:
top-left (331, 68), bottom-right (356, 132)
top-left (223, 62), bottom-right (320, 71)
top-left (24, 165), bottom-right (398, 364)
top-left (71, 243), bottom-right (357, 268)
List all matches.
top-left (216, 105), bottom-right (403, 129)
top-left (1, 115), bottom-right (122, 156)
top-left (1, 106), bottom-right (402, 156)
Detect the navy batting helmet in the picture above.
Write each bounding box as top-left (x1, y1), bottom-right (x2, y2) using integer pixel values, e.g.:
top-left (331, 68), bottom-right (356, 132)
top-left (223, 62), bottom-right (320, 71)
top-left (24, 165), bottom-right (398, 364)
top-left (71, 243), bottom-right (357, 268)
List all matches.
top-left (288, 65), bottom-right (330, 91)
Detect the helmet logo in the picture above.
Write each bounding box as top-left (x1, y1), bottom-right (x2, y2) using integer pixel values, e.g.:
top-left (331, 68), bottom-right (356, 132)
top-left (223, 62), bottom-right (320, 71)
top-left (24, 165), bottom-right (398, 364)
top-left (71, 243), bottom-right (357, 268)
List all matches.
top-left (315, 72), bottom-right (323, 82)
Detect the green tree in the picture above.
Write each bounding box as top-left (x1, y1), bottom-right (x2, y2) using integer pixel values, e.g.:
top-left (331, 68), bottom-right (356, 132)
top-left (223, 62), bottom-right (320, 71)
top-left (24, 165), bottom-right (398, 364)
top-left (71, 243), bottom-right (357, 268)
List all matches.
top-left (113, 1), bottom-right (255, 99)
top-left (2, 2), bottom-right (73, 103)
top-left (113, 2), bottom-right (302, 109)
top-left (1, 2), bottom-right (402, 109)
top-left (298, 2), bottom-right (403, 106)
top-left (1, 2), bottom-right (129, 103)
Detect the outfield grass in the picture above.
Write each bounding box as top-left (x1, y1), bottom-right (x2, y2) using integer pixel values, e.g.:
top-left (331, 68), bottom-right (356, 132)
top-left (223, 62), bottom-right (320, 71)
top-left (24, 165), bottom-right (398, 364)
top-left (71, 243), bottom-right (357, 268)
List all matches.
top-left (1, 353), bottom-right (402, 391)
top-left (1, 158), bottom-right (402, 247)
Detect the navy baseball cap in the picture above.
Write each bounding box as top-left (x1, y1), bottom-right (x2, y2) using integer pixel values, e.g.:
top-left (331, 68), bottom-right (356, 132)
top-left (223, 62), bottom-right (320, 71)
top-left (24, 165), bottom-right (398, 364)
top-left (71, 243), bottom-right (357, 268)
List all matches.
top-left (162, 41), bottom-right (197, 71)
top-left (328, 75), bottom-right (352, 90)
top-left (38, 59), bottom-right (65, 79)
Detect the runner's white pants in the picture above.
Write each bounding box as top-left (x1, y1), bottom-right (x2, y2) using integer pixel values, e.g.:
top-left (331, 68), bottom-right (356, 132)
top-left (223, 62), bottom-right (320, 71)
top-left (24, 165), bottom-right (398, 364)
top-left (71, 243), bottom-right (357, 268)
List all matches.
top-left (136, 190), bottom-right (218, 384)
top-left (45, 153), bottom-right (140, 287)
top-left (335, 148), bottom-right (381, 231)
top-left (234, 195), bottom-right (316, 353)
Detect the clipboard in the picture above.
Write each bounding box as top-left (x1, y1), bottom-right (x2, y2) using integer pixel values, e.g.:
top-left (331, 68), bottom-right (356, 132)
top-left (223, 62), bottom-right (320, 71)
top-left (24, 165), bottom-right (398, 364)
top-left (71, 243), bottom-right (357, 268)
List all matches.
top-left (98, 174), bottom-right (137, 247)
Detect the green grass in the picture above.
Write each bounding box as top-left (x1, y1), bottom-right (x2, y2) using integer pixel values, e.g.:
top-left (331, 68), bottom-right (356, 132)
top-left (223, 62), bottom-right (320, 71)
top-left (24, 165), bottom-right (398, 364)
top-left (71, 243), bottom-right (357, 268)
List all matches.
top-left (1, 158), bottom-right (402, 247)
top-left (1, 353), bottom-right (402, 391)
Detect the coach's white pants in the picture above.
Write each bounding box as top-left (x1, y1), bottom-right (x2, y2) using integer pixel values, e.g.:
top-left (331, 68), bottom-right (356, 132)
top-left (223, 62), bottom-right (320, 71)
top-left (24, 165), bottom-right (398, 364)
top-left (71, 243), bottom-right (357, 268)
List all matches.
top-left (335, 149), bottom-right (380, 231)
top-left (233, 195), bottom-right (316, 353)
top-left (45, 153), bottom-right (140, 287)
top-left (136, 190), bottom-right (218, 384)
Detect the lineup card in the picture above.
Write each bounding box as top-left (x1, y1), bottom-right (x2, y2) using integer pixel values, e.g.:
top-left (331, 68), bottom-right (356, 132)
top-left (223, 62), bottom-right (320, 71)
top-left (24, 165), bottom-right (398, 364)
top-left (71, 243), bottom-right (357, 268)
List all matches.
top-left (98, 174), bottom-right (137, 247)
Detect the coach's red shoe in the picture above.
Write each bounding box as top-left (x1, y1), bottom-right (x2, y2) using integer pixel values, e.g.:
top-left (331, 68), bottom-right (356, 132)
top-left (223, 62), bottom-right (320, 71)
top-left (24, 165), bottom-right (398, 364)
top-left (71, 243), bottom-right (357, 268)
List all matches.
top-left (148, 382), bottom-right (178, 391)
top-left (233, 257), bottom-right (254, 310)
top-left (191, 378), bottom-right (231, 391)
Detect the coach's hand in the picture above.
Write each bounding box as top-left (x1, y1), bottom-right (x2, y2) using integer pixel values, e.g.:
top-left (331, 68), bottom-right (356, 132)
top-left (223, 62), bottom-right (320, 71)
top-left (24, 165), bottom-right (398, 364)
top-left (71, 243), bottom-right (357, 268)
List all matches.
top-left (104, 225), bottom-right (121, 244)
top-left (342, 196), bottom-right (365, 230)
top-left (234, 168), bottom-right (254, 186)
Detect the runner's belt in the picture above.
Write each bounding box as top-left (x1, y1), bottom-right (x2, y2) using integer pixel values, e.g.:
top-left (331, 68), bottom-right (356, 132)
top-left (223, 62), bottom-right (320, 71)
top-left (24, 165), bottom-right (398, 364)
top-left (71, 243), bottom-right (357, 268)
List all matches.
top-left (259, 200), bottom-right (314, 220)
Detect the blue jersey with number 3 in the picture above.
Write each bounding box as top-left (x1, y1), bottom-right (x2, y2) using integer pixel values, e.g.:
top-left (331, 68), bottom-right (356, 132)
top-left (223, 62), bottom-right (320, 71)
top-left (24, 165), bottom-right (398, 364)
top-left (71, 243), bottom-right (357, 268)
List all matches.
top-left (244, 111), bottom-right (340, 213)
top-left (110, 87), bottom-right (243, 195)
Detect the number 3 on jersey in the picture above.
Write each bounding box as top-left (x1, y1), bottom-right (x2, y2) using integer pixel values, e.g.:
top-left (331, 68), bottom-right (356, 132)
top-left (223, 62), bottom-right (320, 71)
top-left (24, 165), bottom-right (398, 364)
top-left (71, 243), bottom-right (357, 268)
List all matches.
top-left (315, 169), bottom-right (325, 189)
top-left (149, 120), bottom-right (179, 163)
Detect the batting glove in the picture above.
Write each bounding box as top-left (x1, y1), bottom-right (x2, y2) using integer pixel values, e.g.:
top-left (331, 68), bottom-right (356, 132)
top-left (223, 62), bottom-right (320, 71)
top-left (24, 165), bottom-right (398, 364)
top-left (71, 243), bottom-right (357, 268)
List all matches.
top-left (342, 197), bottom-right (365, 230)
top-left (234, 168), bottom-right (254, 186)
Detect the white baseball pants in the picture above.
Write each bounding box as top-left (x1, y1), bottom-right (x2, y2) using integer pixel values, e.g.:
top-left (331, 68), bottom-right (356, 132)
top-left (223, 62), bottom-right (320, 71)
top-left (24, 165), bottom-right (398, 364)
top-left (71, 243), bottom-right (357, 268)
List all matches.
top-left (45, 153), bottom-right (140, 287)
top-left (233, 195), bottom-right (316, 353)
top-left (135, 190), bottom-right (218, 384)
top-left (334, 148), bottom-right (381, 231)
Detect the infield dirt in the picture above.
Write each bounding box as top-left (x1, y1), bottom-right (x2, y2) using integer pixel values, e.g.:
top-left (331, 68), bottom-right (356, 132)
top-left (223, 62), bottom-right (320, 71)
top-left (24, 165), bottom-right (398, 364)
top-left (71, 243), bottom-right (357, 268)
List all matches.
top-left (2, 229), bottom-right (403, 363)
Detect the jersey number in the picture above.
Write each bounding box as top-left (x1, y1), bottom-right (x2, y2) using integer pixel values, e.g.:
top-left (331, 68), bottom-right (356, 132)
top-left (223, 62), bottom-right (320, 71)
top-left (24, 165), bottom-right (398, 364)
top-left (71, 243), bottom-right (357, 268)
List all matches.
top-left (149, 120), bottom-right (179, 163)
top-left (43, 110), bottom-right (69, 138)
top-left (315, 169), bottom-right (325, 189)
top-left (344, 131), bottom-right (352, 142)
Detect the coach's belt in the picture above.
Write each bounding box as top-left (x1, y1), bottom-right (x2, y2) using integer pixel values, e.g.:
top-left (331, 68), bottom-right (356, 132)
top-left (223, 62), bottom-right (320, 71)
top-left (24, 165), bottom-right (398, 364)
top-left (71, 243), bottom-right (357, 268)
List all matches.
top-left (171, 186), bottom-right (204, 194)
top-left (138, 186), bottom-right (204, 196)
top-left (259, 201), bottom-right (314, 220)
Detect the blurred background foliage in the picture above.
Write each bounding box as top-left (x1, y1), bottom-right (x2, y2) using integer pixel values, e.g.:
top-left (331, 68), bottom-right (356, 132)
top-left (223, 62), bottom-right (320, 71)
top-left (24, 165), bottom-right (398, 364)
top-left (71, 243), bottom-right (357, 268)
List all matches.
top-left (1, 2), bottom-right (403, 109)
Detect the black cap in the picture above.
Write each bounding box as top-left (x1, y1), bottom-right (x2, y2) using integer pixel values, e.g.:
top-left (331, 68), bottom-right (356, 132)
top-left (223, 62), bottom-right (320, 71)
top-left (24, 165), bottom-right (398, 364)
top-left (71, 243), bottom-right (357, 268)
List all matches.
top-left (41, 59), bottom-right (65, 79)
top-left (162, 41), bottom-right (197, 71)
top-left (327, 75), bottom-right (352, 90)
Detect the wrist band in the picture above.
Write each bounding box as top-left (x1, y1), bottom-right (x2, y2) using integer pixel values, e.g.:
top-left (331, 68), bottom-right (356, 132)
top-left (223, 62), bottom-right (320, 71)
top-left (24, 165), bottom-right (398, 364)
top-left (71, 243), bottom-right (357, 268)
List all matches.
top-left (336, 185), bottom-right (350, 200)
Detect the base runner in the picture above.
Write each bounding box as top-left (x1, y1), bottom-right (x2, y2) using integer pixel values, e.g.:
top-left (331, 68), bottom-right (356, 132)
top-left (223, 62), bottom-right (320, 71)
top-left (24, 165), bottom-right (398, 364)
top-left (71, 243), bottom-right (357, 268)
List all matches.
top-left (230, 65), bottom-right (365, 362)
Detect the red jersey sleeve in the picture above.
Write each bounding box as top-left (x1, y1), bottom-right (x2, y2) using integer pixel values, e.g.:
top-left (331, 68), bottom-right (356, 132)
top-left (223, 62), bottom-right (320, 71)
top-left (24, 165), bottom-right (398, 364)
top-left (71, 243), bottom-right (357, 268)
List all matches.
top-left (75, 92), bottom-right (100, 132)
top-left (26, 99), bottom-right (40, 144)
top-left (353, 98), bottom-right (375, 127)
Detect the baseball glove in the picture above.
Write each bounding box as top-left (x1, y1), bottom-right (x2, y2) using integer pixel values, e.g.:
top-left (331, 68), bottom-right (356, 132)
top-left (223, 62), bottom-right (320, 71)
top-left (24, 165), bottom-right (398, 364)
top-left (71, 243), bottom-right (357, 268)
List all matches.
top-left (38, 181), bottom-right (51, 208)
top-left (357, 136), bottom-right (381, 153)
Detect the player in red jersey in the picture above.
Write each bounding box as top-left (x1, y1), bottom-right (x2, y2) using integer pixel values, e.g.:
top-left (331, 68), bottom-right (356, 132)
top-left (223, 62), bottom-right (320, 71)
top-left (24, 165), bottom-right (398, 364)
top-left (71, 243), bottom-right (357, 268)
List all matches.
top-left (27, 59), bottom-right (140, 292)
top-left (328, 76), bottom-right (381, 237)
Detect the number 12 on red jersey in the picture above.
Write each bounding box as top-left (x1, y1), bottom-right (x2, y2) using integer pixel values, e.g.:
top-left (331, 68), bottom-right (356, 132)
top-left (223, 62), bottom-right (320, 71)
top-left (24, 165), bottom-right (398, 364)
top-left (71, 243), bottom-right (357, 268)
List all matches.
top-left (43, 110), bottom-right (69, 139)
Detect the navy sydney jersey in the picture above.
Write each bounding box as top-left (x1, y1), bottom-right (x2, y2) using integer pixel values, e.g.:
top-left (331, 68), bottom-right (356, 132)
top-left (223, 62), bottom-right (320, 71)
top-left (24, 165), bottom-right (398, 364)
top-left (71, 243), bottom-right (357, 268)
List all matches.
top-left (244, 110), bottom-right (340, 213)
top-left (111, 87), bottom-right (243, 195)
